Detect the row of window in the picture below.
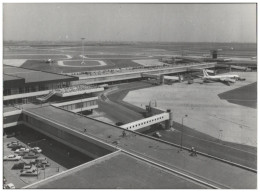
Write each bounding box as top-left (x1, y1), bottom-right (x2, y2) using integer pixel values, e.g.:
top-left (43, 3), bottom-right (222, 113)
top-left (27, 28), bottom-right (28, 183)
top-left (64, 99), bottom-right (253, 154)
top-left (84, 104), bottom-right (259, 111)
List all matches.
top-left (4, 82), bottom-right (70, 96)
top-left (126, 116), bottom-right (166, 130)
top-left (3, 96), bottom-right (37, 106)
top-left (61, 100), bottom-right (97, 111)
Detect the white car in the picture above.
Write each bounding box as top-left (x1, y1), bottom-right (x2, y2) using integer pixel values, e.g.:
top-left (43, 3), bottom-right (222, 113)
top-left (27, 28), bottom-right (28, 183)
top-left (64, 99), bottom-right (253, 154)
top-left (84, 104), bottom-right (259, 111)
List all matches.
top-left (4, 154), bottom-right (22, 161)
top-left (4, 183), bottom-right (15, 189)
top-left (14, 148), bottom-right (30, 154)
top-left (20, 168), bottom-right (40, 176)
top-left (31, 147), bottom-right (42, 153)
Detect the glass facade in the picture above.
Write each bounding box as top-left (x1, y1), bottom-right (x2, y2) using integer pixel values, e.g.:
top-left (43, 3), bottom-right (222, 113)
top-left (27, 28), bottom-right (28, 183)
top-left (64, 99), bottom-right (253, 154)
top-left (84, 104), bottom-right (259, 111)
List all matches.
top-left (61, 100), bottom-right (97, 111)
top-left (3, 81), bottom-right (71, 96)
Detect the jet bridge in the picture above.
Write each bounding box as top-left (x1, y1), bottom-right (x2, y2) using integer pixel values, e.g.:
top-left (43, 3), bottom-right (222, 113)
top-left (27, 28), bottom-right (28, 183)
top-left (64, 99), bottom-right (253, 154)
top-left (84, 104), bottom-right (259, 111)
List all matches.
top-left (120, 109), bottom-right (173, 131)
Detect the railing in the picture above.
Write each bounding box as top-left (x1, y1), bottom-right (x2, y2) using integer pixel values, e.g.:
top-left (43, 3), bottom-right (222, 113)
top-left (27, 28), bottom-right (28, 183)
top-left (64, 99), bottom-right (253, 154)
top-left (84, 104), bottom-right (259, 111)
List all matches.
top-left (68, 62), bottom-right (216, 77)
top-left (55, 84), bottom-right (97, 95)
top-left (37, 91), bottom-right (56, 102)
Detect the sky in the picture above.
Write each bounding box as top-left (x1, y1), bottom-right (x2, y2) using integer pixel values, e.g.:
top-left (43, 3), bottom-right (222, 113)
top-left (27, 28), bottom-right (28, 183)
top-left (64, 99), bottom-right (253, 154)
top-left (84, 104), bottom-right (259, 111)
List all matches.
top-left (3, 3), bottom-right (257, 43)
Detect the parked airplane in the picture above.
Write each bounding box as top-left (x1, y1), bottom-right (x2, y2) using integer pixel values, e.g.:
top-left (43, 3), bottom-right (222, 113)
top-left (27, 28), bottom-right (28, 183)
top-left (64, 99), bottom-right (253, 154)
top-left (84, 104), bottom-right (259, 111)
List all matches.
top-left (45, 59), bottom-right (54, 63)
top-left (202, 69), bottom-right (240, 86)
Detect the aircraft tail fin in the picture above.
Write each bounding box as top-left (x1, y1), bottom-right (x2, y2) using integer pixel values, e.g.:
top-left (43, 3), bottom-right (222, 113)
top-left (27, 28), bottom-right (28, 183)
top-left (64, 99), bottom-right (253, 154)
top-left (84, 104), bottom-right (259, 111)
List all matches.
top-left (202, 69), bottom-right (209, 77)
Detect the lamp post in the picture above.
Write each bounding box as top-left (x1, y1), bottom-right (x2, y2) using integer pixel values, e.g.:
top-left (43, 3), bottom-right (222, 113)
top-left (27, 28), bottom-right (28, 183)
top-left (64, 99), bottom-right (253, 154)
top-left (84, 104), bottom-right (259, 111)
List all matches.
top-left (180, 114), bottom-right (188, 151)
top-left (218, 129), bottom-right (223, 142)
top-left (81, 37), bottom-right (85, 65)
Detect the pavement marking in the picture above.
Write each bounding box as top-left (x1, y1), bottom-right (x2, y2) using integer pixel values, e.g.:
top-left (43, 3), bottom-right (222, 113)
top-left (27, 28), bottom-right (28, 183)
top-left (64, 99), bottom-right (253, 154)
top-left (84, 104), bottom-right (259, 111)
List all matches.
top-left (172, 129), bottom-right (257, 156)
top-left (65, 55), bottom-right (72, 59)
top-left (207, 114), bottom-right (252, 129)
top-left (79, 55), bottom-right (88, 59)
top-left (57, 60), bottom-right (107, 67)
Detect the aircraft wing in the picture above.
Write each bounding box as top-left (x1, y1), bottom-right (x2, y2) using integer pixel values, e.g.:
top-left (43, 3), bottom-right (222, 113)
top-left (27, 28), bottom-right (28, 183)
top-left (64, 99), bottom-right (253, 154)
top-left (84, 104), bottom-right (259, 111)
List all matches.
top-left (164, 76), bottom-right (179, 80)
top-left (220, 77), bottom-right (236, 85)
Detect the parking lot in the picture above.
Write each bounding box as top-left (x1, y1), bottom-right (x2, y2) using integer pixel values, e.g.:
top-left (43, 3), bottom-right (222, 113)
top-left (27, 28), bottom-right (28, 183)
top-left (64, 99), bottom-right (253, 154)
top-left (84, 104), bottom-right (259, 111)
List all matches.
top-left (3, 125), bottom-right (93, 188)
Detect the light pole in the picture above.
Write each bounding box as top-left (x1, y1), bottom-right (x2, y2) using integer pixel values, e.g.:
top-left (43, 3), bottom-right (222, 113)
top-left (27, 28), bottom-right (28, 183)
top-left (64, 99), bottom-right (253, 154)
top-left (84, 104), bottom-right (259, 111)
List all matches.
top-left (81, 37), bottom-right (85, 65)
top-left (180, 114), bottom-right (188, 151)
top-left (218, 129), bottom-right (223, 142)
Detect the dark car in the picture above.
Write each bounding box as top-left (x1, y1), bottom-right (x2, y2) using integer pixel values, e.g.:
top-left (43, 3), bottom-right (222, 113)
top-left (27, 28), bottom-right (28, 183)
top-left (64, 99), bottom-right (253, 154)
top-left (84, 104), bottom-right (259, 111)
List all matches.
top-left (23, 152), bottom-right (40, 159)
top-left (31, 157), bottom-right (50, 167)
top-left (7, 141), bottom-right (23, 149)
top-left (11, 145), bottom-right (25, 151)
top-left (12, 163), bottom-right (25, 170)
top-left (6, 132), bottom-right (15, 138)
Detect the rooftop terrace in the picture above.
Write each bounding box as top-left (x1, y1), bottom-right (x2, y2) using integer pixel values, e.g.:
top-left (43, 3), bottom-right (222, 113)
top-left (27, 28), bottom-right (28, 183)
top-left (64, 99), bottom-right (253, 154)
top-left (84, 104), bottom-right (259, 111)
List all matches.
top-left (23, 105), bottom-right (256, 189)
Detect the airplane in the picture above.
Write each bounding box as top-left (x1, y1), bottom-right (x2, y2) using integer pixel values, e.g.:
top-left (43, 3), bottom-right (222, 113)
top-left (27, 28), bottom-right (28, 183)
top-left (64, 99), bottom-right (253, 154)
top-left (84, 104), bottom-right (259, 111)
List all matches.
top-left (45, 59), bottom-right (54, 63)
top-left (201, 69), bottom-right (239, 86)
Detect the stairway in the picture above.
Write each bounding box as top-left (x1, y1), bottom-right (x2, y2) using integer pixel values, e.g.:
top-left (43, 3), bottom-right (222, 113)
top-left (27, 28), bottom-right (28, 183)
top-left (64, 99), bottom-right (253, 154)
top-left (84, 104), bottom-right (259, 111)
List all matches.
top-left (37, 90), bottom-right (56, 102)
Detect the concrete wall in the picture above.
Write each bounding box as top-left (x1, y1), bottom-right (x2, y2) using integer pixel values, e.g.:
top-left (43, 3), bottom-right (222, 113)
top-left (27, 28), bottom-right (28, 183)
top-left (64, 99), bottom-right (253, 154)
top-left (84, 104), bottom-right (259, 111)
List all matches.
top-left (3, 110), bottom-right (23, 128)
top-left (51, 97), bottom-right (98, 112)
top-left (22, 112), bottom-right (117, 159)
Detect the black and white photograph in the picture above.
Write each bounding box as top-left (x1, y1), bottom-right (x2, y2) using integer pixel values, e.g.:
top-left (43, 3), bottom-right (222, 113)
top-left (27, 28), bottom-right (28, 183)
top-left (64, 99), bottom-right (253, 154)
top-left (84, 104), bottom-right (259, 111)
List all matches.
top-left (2, 2), bottom-right (257, 189)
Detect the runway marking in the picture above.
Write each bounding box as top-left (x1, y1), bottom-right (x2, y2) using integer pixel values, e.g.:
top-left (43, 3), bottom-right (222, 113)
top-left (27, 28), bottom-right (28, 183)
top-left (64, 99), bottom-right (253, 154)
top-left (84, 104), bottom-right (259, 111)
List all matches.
top-left (57, 60), bottom-right (107, 67)
top-left (65, 55), bottom-right (72, 59)
top-left (79, 55), bottom-right (88, 59)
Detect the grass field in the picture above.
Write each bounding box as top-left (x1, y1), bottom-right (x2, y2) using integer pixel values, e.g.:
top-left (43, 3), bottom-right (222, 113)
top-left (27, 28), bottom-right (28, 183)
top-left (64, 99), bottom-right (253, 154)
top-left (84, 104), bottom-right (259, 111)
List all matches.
top-left (3, 42), bottom-right (256, 74)
top-left (4, 54), bottom-right (69, 60)
top-left (62, 60), bottom-right (101, 66)
top-left (218, 82), bottom-right (257, 109)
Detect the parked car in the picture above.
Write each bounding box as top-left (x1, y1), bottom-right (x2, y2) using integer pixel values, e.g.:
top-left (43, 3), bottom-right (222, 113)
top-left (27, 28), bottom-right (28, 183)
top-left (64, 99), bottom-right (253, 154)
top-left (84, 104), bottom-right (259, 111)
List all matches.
top-left (7, 141), bottom-right (19, 146)
top-left (23, 152), bottom-right (40, 159)
top-left (23, 164), bottom-right (33, 170)
top-left (14, 148), bottom-right (30, 154)
top-left (31, 157), bottom-right (50, 166)
top-left (152, 131), bottom-right (162, 138)
top-left (11, 145), bottom-right (25, 151)
top-left (20, 165), bottom-right (37, 173)
top-left (4, 183), bottom-right (15, 189)
top-left (6, 132), bottom-right (15, 138)
top-left (20, 169), bottom-right (39, 176)
top-left (4, 154), bottom-right (22, 161)
top-left (12, 163), bottom-right (25, 170)
top-left (30, 147), bottom-right (42, 153)
top-left (7, 141), bottom-right (24, 149)
top-left (36, 160), bottom-right (51, 168)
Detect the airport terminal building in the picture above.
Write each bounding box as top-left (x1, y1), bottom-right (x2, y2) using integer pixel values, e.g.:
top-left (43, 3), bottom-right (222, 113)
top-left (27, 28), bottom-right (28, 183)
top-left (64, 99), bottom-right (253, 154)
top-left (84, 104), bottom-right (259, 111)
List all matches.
top-left (3, 65), bottom-right (104, 128)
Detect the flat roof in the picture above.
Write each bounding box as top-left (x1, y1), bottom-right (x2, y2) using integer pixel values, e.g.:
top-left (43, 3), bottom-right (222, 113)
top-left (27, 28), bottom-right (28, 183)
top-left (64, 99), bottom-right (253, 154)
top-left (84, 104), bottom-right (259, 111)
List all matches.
top-left (3, 74), bottom-right (23, 81)
top-left (24, 105), bottom-right (257, 189)
top-left (3, 65), bottom-right (77, 85)
top-left (3, 106), bottom-right (20, 113)
top-left (28, 151), bottom-right (205, 189)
